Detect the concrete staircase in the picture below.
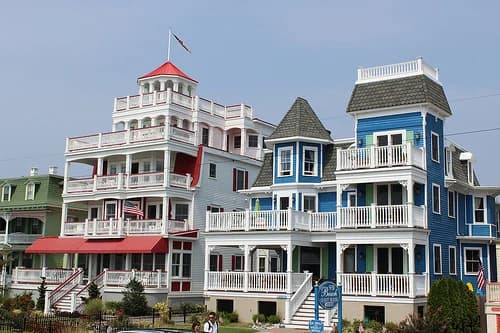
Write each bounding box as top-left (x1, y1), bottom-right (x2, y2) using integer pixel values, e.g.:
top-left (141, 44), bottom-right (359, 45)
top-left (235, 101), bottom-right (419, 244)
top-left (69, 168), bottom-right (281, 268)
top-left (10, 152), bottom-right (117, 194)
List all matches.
top-left (287, 291), bottom-right (336, 330)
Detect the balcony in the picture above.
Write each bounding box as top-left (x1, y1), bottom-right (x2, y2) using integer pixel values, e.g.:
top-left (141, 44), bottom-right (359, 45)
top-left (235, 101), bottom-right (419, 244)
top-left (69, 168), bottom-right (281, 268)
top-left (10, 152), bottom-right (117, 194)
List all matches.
top-left (337, 204), bottom-right (426, 229)
top-left (0, 233), bottom-right (42, 244)
top-left (63, 218), bottom-right (189, 238)
top-left (65, 172), bottom-right (191, 194)
top-left (463, 223), bottom-right (498, 238)
top-left (205, 209), bottom-right (337, 232)
top-left (487, 283), bottom-right (500, 303)
top-left (338, 272), bottom-right (427, 298)
top-left (336, 143), bottom-right (424, 171)
top-left (66, 125), bottom-right (194, 153)
top-left (206, 271), bottom-right (309, 293)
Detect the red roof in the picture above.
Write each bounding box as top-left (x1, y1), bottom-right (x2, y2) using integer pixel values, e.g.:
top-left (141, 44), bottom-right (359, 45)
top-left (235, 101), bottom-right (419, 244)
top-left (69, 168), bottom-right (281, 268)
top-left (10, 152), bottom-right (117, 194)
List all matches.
top-left (26, 236), bottom-right (168, 254)
top-left (138, 61), bottom-right (198, 82)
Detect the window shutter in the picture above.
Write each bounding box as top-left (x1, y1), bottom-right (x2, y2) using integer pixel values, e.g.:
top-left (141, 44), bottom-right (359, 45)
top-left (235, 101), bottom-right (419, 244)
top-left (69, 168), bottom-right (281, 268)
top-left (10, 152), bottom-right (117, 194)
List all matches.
top-left (218, 255), bottom-right (223, 271)
top-left (232, 168), bottom-right (237, 191)
top-left (231, 256), bottom-right (235, 270)
top-left (220, 208), bottom-right (224, 212)
top-left (244, 171), bottom-right (249, 189)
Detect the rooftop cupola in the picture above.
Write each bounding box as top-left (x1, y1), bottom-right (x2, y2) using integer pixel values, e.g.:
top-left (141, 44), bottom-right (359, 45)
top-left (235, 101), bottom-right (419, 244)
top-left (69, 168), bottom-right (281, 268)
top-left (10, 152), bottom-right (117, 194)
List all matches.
top-left (137, 61), bottom-right (198, 97)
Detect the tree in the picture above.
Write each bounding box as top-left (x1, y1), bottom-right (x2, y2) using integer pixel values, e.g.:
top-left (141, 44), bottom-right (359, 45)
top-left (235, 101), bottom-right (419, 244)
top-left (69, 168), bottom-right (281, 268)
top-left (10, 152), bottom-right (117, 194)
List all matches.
top-left (36, 276), bottom-right (47, 310)
top-left (88, 282), bottom-right (100, 300)
top-left (121, 278), bottom-right (149, 316)
top-left (427, 277), bottom-right (480, 332)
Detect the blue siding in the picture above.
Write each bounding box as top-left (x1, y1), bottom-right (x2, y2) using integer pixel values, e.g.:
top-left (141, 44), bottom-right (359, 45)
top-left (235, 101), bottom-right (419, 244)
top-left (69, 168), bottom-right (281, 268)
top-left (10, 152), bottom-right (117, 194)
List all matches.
top-left (328, 243), bottom-right (336, 280)
top-left (298, 142), bottom-right (322, 183)
top-left (457, 193), bottom-right (466, 235)
top-left (491, 244), bottom-right (498, 282)
top-left (466, 195), bottom-right (473, 222)
top-left (252, 197), bottom-right (272, 211)
top-left (460, 243), bottom-right (489, 289)
top-left (274, 143), bottom-right (296, 184)
top-left (357, 245), bottom-right (366, 273)
top-left (415, 244), bottom-right (425, 274)
top-left (357, 112), bottom-right (424, 148)
top-left (414, 183), bottom-right (425, 206)
top-left (318, 192), bottom-right (336, 212)
top-left (357, 184), bottom-right (366, 206)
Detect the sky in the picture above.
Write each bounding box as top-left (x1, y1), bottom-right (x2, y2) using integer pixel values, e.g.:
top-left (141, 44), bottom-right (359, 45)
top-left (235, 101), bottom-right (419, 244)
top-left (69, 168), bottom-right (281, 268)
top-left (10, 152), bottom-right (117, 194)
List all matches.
top-left (1, 1), bottom-right (500, 185)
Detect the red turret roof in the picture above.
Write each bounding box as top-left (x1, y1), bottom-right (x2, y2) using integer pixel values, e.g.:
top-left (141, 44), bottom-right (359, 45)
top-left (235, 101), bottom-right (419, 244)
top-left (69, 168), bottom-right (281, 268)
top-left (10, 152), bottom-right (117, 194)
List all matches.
top-left (138, 61), bottom-right (198, 82)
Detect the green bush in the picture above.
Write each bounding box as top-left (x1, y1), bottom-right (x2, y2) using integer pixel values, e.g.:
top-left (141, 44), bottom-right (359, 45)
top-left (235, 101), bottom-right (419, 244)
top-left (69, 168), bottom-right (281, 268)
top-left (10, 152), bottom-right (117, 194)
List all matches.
top-left (252, 313), bottom-right (265, 323)
top-left (383, 321), bottom-right (399, 333)
top-left (122, 278), bottom-right (150, 316)
top-left (367, 320), bottom-right (383, 332)
top-left (105, 301), bottom-right (123, 313)
top-left (220, 311), bottom-right (238, 323)
top-left (84, 298), bottom-right (103, 316)
top-left (267, 314), bottom-right (281, 324)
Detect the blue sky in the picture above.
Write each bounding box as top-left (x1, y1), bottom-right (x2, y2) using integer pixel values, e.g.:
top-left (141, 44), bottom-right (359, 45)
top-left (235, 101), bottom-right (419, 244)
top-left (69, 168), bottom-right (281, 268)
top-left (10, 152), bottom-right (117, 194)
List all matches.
top-left (1, 1), bottom-right (500, 184)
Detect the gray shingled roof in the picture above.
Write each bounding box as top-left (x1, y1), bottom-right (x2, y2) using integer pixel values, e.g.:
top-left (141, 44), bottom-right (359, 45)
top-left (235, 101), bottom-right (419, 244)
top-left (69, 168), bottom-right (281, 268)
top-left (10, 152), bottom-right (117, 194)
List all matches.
top-left (268, 97), bottom-right (332, 141)
top-left (252, 152), bottom-right (274, 187)
top-left (347, 75), bottom-right (451, 115)
top-left (451, 147), bottom-right (480, 185)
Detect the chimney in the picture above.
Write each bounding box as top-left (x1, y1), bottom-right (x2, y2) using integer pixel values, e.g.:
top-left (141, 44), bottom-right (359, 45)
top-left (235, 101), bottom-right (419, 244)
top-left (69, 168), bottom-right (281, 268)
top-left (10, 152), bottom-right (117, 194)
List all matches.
top-left (30, 167), bottom-right (39, 176)
top-left (48, 166), bottom-right (58, 175)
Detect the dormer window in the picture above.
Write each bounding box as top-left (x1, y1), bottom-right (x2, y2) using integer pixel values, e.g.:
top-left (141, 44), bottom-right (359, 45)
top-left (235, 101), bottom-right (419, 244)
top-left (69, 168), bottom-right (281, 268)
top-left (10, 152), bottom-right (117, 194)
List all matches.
top-left (467, 161), bottom-right (474, 184)
top-left (1, 185), bottom-right (11, 202)
top-left (444, 147), bottom-right (452, 177)
top-left (25, 183), bottom-right (35, 200)
top-left (278, 147), bottom-right (292, 177)
top-left (303, 147), bottom-right (318, 176)
top-left (431, 132), bottom-right (440, 162)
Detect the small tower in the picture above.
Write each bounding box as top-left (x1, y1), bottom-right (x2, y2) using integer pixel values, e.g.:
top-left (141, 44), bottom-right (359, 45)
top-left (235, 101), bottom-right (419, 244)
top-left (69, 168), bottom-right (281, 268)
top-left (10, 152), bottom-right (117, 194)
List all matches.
top-left (137, 61), bottom-right (198, 97)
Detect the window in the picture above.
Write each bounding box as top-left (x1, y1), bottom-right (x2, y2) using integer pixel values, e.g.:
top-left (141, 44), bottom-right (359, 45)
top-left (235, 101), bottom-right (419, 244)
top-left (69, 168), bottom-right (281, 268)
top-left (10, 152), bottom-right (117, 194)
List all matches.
top-left (303, 195), bottom-right (316, 212)
top-left (172, 252), bottom-right (192, 277)
top-left (270, 257), bottom-right (279, 272)
top-left (105, 202), bottom-right (116, 220)
top-left (248, 135), bottom-right (258, 148)
top-left (234, 136), bottom-right (241, 149)
top-left (465, 248), bottom-right (482, 274)
top-left (303, 147), bottom-right (318, 176)
top-left (182, 253), bottom-right (191, 277)
top-left (210, 254), bottom-right (220, 271)
top-left (202, 128), bottom-right (209, 146)
top-left (445, 147), bottom-right (452, 177)
top-left (175, 203), bottom-right (189, 221)
top-left (258, 257), bottom-right (266, 272)
top-left (89, 207), bottom-right (99, 220)
top-left (172, 253), bottom-right (181, 276)
top-left (433, 245), bottom-right (442, 274)
top-left (449, 246), bottom-right (456, 275)
top-left (209, 163), bottom-right (217, 178)
top-left (431, 132), bottom-right (440, 162)
top-left (278, 147), bottom-right (292, 177)
top-left (432, 184), bottom-right (440, 214)
top-left (233, 168), bottom-right (247, 191)
top-left (25, 183), bottom-right (35, 200)
top-left (474, 197), bottom-right (485, 223)
top-left (448, 190), bottom-right (456, 218)
top-left (233, 255), bottom-right (243, 271)
top-left (2, 185), bottom-right (11, 202)
top-left (467, 161), bottom-right (474, 184)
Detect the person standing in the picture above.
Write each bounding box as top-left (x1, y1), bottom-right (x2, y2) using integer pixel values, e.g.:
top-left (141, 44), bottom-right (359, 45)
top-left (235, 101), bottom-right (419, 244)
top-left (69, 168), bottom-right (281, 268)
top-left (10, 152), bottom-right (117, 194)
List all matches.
top-left (203, 312), bottom-right (218, 333)
top-left (192, 321), bottom-right (201, 333)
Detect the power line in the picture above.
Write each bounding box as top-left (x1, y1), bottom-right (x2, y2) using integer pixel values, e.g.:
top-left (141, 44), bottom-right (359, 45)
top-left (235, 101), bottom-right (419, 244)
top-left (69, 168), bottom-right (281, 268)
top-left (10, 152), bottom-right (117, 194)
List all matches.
top-left (445, 127), bottom-right (500, 137)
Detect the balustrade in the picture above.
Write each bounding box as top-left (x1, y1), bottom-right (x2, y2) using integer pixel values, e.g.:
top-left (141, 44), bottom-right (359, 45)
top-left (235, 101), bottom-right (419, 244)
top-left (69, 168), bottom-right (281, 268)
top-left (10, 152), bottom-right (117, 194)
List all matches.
top-left (207, 271), bottom-right (308, 293)
top-left (338, 273), bottom-right (426, 297)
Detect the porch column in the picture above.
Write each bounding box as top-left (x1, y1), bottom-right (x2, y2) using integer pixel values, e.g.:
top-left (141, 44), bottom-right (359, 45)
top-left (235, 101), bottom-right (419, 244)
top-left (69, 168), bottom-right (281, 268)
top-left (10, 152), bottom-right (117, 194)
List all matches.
top-left (97, 158), bottom-right (103, 176)
top-left (60, 203), bottom-right (68, 237)
top-left (336, 184), bottom-right (346, 229)
top-left (282, 243), bottom-right (295, 294)
top-left (162, 196), bottom-right (169, 234)
top-left (336, 243), bottom-right (349, 287)
top-left (208, 125), bottom-right (214, 147)
top-left (241, 245), bottom-right (253, 293)
top-left (164, 148), bottom-right (170, 187)
top-left (204, 245), bottom-right (213, 291)
top-left (63, 161), bottom-right (70, 194)
top-left (223, 130), bottom-right (228, 152)
top-left (125, 153), bottom-right (131, 176)
top-left (166, 241), bottom-right (171, 291)
top-left (406, 179), bottom-right (414, 227)
top-left (193, 122), bottom-right (200, 145)
top-left (3, 214), bottom-right (10, 244)
top-left (241, 128), bottom-right (247, 156)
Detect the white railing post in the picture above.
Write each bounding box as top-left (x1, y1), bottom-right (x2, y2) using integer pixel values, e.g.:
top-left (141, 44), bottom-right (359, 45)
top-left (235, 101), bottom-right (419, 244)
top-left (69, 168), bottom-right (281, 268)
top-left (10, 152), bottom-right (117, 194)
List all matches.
top-left (245, 209), bottom-right (250, 231)
top-left (371, 204), bottom-right (377, 228)
top-left (109, 218), bottom-right (113, 235)
top-left (370, 145), bottom-right (376, 168)
top-left (93, 175), bottom-right (97, 191)
top-left (93, 218), bottom-right (97, 236)
top-left (287, 208), bottom-right (293, 231)
top-left (41, 267), bottom-right (47, 278)
top-left (157, 269), bottom-right (162, 288)
top-left (185, 173), bottom-right (191, 189)
top-left (308, 211), bottom-right (312, 231)
top-left (408, 204), bottom-right (414, 228)
top-left (406, 142), bottom-right (412, 166)
top-left (118, 218), bottom-right (123, 236)
top-left (103, 268), bottom-right (108, 287)
top-left (131, 269), bottom-right (136, 281)
top-left (285, 301), bottom-right (291, 324)
top-left (205, 211), bottom-right (210, 232)
top-left (409, 273), bottom-right (416, 298)
top-left (243, 271), bottom-right (248, 292)
top-left (287, 271), bottom-right (292, 294)
top-left (371, 272), bottom-right (377, 296)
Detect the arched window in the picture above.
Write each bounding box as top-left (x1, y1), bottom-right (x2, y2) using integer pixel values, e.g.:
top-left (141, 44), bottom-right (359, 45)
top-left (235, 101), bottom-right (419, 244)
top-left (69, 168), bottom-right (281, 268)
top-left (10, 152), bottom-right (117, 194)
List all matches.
top-left (2, 185), bottom-right (11, 202)
top-left (142, 118), bottom-right (152, 128)
top-left (129, 120), bottom-right (139, 130)
top-left (182, 119), bottom-right (191, 130)
top-left (187, 86), bottom-right (193, 97)
top-left (142, 83), bottom-right (150, 94)
top-left (157, 116), bottom-right (166, 126)
top-left (170, 116), bottom-right (178, 127)
top-left (25, 183), bottom-right (36, 200)
top-left (166, 80), bottom-right (174, 90)
top-left (153, 81), bottom-right (161, 91)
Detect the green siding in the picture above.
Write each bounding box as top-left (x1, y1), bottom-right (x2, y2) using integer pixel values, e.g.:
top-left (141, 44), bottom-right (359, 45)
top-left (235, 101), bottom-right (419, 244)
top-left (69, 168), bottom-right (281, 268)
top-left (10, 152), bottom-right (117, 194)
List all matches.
top-left (406, 130), bottom-right (414, 145)
top-left (366, 246), bottom-right (374, 272)
top-left (365, 134), bottom-right (373, 146)
top-left (321, 247), bottom-right (328, 278)
top-left (292, 247), bottom-right (299, 272)
top-left (366, 184), bottom-right (373, 205)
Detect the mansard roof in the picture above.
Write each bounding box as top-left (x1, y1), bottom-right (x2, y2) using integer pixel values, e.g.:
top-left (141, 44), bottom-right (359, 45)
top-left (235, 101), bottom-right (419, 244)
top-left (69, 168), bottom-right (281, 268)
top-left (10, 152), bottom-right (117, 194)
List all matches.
top-left (138, 61), bottom-right (198, 82)
top-left (268, 97), bottom-right (332, 141)
top-left (451, 147), bottom-right (480, 186)
top-left (347, 75), bottom-right (451, 115)
top-left (252, 152), bottom-right (274, 187)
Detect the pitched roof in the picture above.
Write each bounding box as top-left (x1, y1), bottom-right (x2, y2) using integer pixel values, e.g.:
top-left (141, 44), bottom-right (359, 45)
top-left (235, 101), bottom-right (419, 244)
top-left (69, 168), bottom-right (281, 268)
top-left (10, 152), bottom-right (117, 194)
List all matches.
top-left (138, 61), bottom-right (198, 82)
top-left (252, 152), bottom-right (274, 187)
top-left (451, 147), bottom-right (480, 185)
top-left (268, 97), bottom-right (332, 141)
top-left (347, 75), bottom-right (451, 115)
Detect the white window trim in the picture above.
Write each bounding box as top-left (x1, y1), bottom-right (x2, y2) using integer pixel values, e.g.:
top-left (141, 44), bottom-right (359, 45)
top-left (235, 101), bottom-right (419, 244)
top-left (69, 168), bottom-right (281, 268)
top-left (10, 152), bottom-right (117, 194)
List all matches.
top-left (432, 183), bottom-right (441, 214)
top-left (234, 255), bottom-right (244, 271)
top-left (449, 246), bottom-right (456, 275)
top-left (104, 200), bottom-right (117, 220)
top-left (1, 185), bottom-right (11, 202)
top-left (248, 135), bottom-right (259, 148)
top-left (431, 131), bottom-right (440, 163)
top-left (448, 190), bottom-right (456, 218)
top-left (445, 147), bottom-right (452, 177)
top-left (467, 161), bottom-right (474, 184)
top-left (348, 192), bottom-right (357, 207)
top-left (25, 183), bottom-right (35, 201)
top-left (302, 194), bottom-right (317, 212)
top-left (433, 244), bottom-right (442, 275)
top-left (373, 130), bottom-right (406, 146)
top-left (277, 147), bottom-right (293, 177)
top-left (302, 146), bottom-right (318, 176)
top-left (464, 247), bottom-right (483, 275)
top-left (473, 196), bottom-right (486, 224)
top-left (173, 201), bottom-right (190, 221)
top-left (171, 244), bottom-right (192, 278)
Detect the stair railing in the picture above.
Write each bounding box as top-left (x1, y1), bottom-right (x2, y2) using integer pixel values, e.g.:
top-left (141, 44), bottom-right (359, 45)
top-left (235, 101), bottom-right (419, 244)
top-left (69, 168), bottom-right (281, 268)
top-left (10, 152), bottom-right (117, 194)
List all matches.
top-left (74, 269), bottom-right (107, 312)
top-left (285, 272), bottom-right (313, 323)
top-left (45, 268), bottom-right (83, 313)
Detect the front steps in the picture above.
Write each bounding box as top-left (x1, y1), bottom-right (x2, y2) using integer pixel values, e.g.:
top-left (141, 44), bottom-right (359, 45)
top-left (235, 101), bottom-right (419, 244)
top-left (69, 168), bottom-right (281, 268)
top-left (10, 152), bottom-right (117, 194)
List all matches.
top-left (51, 285), bottom-right (88, 313)
top-left (287, 291), bottom-right (336, 330)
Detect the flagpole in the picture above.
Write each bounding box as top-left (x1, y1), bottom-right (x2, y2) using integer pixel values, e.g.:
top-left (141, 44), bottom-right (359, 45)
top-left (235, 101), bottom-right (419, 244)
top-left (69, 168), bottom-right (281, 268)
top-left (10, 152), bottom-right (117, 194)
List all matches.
top-left (167, 29), bottom-right (172, 61)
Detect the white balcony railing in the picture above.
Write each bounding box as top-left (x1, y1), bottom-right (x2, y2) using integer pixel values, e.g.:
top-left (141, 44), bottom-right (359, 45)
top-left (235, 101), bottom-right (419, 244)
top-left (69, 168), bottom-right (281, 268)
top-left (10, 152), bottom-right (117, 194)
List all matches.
top-left (336, 143), bottom-right (424, 171)
top-left (63, 218), bottom-right (189, 237)
top-left (337, 204), bottom-right (426, 229)
top-left (12, 267), bottom-right (75, 285)
top-left (487, 283), bottom-right (500, 303)
top-left (0, 233), bottom-right (42, 244)
top-left (356, 58), bottom-right (439, 84)
top-left (338, 272), bottom-right (427, 298)
top-left (66, 172), bottom-right (191, 193)
top-left (206, 271), bottom-right (309, 293)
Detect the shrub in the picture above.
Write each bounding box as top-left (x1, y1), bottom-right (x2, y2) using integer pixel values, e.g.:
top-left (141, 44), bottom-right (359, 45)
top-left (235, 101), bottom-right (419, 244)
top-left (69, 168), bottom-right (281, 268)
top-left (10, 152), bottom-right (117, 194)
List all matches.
top-left (367, 320), bottom-right (383, 332)
top-left (87, 282), bottom-right (100, 299)
top-left (383, 321), bottom-right (399, 333)
top-left (13, 292), bottom-right (35, 312)
top-left (252, 313), bottom-right (265, 324)
top-left (36, 277), bottom-right (47, 311)
top-left (105, 301), bottom-right (123, 314)
top-left (154, 301), bottom-right (170, 323)
top-left (219, 311), bottom-right (238, 323)
top-left (122, 278), bottom-right (150, 316)
top-left (267, 314), bottom-right (281, 324)
top-left (84, 298), bottom-right (103, 316)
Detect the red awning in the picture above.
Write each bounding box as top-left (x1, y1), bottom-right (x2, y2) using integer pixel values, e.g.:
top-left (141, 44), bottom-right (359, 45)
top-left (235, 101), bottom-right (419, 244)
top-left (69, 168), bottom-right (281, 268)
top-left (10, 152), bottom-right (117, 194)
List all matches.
top-left (26, 236), bottom-right (168, 254)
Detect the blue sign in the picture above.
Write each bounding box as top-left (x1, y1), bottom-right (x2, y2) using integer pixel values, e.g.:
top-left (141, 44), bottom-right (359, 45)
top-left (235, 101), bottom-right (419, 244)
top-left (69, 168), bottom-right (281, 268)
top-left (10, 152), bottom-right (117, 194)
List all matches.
top-left (309, 319), bottom-right (324, 333)
top-left (318, 281), bottom-right (338, 310)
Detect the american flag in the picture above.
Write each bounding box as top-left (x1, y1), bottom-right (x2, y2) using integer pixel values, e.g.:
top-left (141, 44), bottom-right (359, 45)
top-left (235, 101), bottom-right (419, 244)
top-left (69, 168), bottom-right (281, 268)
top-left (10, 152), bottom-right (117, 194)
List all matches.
top-left (124, 200), bottom-right (144, 217)
top-left (477, 260), bottom-right (486, 291)
top-left (173, 33), bottom-right (191, 53)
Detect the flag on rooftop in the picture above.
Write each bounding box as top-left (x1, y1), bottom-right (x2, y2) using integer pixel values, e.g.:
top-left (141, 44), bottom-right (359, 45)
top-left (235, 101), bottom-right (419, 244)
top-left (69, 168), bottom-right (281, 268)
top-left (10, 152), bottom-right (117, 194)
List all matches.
top-left (124, 200), bottom-right (144, 217)
top-left (173, 33), bottom-right (191, 53)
